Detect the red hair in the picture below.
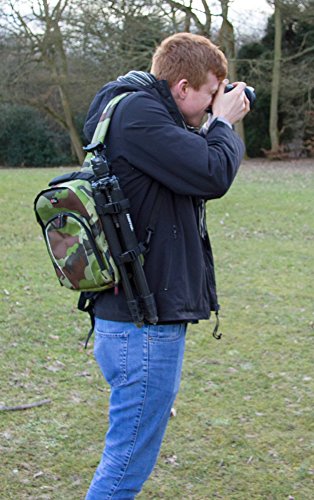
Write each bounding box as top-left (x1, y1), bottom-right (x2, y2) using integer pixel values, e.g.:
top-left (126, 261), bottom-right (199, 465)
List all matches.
top-left (151, 32), bottom-right (228, 89)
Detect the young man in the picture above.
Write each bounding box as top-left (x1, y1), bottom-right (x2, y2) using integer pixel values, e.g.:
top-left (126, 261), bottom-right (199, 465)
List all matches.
top-left (84, 32), bottom-right (250, 499)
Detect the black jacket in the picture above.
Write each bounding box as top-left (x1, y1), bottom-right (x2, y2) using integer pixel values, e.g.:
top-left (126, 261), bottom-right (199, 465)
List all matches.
top-left (84, 77), bottom-right (245, 324)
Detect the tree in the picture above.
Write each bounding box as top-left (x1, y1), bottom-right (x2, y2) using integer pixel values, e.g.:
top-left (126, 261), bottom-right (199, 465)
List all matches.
top-left (269, 0), bottom-right (282, 153)
top-left (1, 0), bottom-right (84, 163)
top-left (236, 41), bottom-right (272, 157)
top-left (264, 0), bottom-right (314, 156)
top-left (217, 0), bottom-right (236, 80)
top-left (76, 0), bottom-right (171, 76)
top-left (165, 0), bottom-right (212, 35)
top-left (0, 0), bottom-right (173, 166)
top-left (216, 0), bottom-right (246, 143)
top-left (279, 1), bottom-right (314, 156)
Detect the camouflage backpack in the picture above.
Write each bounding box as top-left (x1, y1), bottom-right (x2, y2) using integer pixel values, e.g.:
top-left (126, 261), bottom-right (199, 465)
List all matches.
top-left (34, 93), bottom-right (131, 294)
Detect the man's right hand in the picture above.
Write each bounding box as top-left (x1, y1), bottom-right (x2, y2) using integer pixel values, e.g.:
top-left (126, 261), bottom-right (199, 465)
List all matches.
top-left (212, 80), bottom-right (250, 124)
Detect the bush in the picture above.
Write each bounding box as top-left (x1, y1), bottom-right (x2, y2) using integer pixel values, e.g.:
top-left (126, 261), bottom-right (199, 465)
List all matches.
top-left (0, 104), bottom-right (73, 166)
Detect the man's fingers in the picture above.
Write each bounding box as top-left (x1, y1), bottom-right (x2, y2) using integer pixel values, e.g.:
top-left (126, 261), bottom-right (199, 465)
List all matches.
top-left (232, 81), bottom-right (246, 94)
top-left (212, 80), bottom-right (250, 123)
top-left (217, 78), bottom-right (229, 95)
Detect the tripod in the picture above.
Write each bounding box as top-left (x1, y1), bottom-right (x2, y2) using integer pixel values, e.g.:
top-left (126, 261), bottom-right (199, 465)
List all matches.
top-left (84, 141), bottom-right (158, 326)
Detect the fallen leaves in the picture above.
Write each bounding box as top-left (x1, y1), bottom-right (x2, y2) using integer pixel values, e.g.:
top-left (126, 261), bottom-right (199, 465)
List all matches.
top-left (44, 360), bottom-right (65, 372)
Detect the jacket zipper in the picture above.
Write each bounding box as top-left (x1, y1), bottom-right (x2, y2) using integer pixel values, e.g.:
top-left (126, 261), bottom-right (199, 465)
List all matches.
top-left (163, 225), bottom-right (177, 291)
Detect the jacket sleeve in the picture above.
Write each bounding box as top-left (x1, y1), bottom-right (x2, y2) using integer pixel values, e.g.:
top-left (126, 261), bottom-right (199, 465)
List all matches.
top-left (110, 92), bottom-right (245, 199)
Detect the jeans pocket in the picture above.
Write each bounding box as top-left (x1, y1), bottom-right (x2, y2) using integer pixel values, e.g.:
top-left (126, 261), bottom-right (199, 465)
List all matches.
top-left (147, 324), bottom-right (186, 396)
top-left (147, 323), bottom-right (187, 343)
top-left (94, 321), bottom-right (129, 387)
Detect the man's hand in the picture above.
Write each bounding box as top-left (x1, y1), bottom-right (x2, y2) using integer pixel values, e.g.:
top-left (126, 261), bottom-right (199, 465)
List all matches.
top-left (212, 79), bottom-right (250, 124)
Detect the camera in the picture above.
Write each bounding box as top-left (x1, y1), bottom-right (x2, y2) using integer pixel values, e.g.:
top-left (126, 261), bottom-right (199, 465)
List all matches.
top-left (206, 83), bottom-right (256, 114)
top-left (225, 83), bottom-right (256, 109)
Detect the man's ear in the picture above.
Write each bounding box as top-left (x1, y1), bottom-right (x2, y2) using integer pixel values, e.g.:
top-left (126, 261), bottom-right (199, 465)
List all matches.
top-left (171, 79), bottom-right (189, 100)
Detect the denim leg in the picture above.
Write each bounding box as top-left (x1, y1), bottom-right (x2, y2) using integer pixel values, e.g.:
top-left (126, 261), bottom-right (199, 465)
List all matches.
top-left (85, 319), bottom-right (186, 500)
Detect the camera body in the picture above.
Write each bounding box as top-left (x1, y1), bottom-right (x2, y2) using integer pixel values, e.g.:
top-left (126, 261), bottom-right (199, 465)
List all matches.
top-left (225, 83), bottom-right (256, 109)
top-left (206, 83), bottom-right (256, 114)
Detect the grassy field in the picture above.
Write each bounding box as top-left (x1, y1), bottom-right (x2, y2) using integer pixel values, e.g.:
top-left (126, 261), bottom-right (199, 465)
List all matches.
top-left (0, 160), bottom-right (313, 499)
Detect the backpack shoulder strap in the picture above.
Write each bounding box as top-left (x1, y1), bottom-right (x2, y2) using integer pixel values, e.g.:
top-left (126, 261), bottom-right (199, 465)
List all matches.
top-left (91, 92), bottom-right (133, 144)
top-left (82, 92), bottom-right (133, 172)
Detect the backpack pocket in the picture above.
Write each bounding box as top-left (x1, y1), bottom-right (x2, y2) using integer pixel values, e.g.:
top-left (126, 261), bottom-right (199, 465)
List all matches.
top-left (34, 180), bottom-right (119, 292)
top-left (45, 212), bottom-right (115, 290)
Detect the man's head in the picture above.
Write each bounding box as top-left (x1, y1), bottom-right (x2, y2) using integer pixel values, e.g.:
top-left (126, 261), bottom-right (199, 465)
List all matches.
top-left (151, 32), bottom-right (227, 89)
top-left (151, 32), bottom-right (228, 128)
top-left (151, 33), bottom-right (228, 127)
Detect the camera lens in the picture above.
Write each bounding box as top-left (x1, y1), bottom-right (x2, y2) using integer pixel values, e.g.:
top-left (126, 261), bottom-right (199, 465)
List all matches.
top-left (225, 84), bottom-right (256, 109)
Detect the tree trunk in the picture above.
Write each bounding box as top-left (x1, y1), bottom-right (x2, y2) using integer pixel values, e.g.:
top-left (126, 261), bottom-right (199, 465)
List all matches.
top-left (52, 16), bottom-right (84, 164)
top-left (58, 85), bottom-right (84, 164)
top-left (218, 0), bottom-right (246, 148)
top-left (269, 0), bottom-right (282, 152)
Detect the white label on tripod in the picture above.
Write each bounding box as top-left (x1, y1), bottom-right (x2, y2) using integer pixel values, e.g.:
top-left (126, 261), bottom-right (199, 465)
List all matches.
top-left (126, 213), bottom-right (134, 231)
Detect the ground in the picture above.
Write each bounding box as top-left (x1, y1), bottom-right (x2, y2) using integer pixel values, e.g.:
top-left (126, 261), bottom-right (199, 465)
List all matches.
top-left (0, 159), bottom-right (313, 499)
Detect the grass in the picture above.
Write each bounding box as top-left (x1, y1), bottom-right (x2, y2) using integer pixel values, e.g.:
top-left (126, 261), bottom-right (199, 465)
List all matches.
top-left (0, 160), bottom-right (313, 499)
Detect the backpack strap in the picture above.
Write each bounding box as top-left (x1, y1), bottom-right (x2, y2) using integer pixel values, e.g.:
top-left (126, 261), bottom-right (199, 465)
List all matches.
top-left (77, 292), bottom-right (97, 349)
top-left (92, 92), bottom-right (133, 142)
top-left (82, 92), bottom-right (133, 171)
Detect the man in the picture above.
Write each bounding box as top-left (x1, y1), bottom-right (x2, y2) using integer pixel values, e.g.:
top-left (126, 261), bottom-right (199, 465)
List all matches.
top-left (84, 32), bottom-right (249, 499)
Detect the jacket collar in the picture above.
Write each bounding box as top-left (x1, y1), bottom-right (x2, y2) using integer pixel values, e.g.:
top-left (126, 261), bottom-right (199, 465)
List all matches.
top-left (84, 74), bottom-right (187, 141)
top-left (151, 79), bottom-right (187, 129)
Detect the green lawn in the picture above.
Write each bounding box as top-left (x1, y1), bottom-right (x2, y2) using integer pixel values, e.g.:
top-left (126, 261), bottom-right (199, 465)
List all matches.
top-left (0, 161), bottom-right (313, 499)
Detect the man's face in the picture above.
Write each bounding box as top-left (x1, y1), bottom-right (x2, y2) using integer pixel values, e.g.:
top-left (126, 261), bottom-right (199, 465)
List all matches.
top-left (172, 71), bottom-right (220, 128)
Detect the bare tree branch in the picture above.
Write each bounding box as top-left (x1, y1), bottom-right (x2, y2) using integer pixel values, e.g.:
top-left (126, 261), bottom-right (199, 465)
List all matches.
top-left (167, 0), bottom-right (210, 34)
top-left (282, 44), bottom-right (314, 62)
top-left (0, 399), bottom-right (51, 411)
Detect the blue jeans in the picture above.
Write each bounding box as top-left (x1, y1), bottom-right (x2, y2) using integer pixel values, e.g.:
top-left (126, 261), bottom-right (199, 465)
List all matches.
top-left (86, 319), bottom-right (187, 500)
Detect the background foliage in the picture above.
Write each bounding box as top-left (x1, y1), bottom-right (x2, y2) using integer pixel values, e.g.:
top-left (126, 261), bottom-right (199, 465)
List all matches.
top-left (0, 0), bottom-right (313, 166)
top-left (0, 104), bottom-right (72, 166)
